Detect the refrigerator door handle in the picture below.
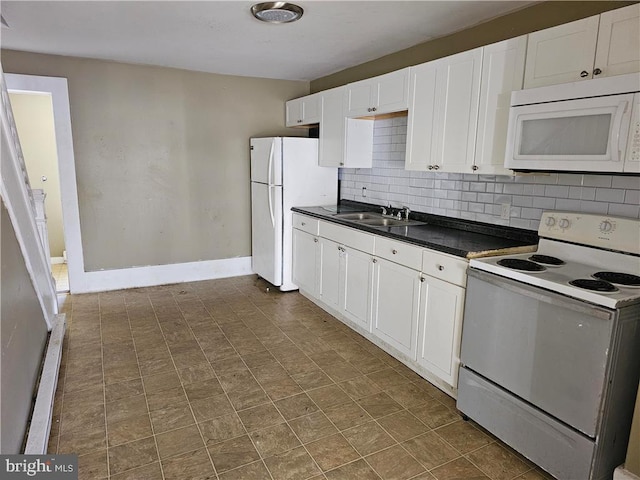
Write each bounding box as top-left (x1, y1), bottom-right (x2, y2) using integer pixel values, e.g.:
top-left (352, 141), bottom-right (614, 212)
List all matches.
top-left (267, 139), bottom-right (275, 187)
top-left (268, 185), bottom-right (275, 228)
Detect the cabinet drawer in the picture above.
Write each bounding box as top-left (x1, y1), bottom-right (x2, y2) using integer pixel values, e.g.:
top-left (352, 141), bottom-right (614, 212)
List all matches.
top-left (293, 214), bottom-right (319, 235)
top-left (374, 237), bottom-right (422, 270)
top-left (422, 250), bottom-right (468, 287)
top-left (319, 221), bottom-right (375, 254)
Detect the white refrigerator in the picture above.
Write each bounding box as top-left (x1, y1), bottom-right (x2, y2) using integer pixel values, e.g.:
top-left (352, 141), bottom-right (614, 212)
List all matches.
top-left (250, 137), bottom-right (337, 291)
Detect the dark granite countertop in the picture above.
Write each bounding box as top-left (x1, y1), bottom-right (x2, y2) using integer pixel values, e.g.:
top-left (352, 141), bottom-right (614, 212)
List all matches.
top-left (292, 200), bottom-right (539, 259)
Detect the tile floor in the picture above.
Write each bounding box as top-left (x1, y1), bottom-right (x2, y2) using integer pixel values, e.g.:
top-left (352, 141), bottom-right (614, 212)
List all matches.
top-left (52, 262), bottom-right (69, 293)
top-left (49, 275), bottom-right (553, 480)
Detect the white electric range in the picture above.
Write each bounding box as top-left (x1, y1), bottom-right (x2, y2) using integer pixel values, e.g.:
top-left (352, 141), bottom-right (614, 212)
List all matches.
top-left (458, 211), bottom-right (640, 480)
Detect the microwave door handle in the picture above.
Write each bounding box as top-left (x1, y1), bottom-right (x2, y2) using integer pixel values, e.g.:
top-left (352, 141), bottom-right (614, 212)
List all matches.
top-left (611, 101), bottom-right (627, 162)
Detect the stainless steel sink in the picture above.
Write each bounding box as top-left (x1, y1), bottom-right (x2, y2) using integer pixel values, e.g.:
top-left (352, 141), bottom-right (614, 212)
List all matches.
top-left (334, 211), bottom-right (425, 227)
top-left (334, 212), bottom-right (383, 221)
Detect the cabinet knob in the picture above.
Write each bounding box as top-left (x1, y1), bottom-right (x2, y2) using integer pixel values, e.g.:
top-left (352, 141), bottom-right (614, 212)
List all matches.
top-left (428, 165), bottom-right (434, 170)
top-left (471, 165), bottom-right (478, 171)
top-left (339, 162), bottom-right (344, 166)
top-left (420, 276), bottom-right (425, 283)
top-left (314, 238), bottom-right (318, 243)
top-left (593, 68), bottom-right (602, 76)
top-left (301, 222), bottom-right (306, 226)
top-left (367, 108), bottom-right (372, 112)
top-left (580, 70), bottom-right (589, 78)
top-left (297, 119), bottom-right (302, 123)
top-left (437, 264), bottom-right (444, 271)
top-left (433, 165), bottom-right (440, 170)
top-left (372, 258), bottom-right (377, 263)
top-left (392, 249), bottom-right (397, 255)
top-left (372, 107), bottom-right (377, 112)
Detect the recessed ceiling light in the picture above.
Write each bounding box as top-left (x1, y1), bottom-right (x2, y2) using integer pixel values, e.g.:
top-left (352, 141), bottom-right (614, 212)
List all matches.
top-left (251, 2), bottom-right (303, 24)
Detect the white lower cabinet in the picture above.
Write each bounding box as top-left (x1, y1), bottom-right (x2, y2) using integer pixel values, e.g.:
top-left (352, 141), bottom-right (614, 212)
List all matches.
top-left (318, 235), bottom-right (374, 331)
top-left (416, 274), bottom-right (465, 387)
top-left (371, 257), bottom-right (421, 360)
top-left (293, 215), bottom-right (468, 395)
top-left (292, 228), bottom-right (319, 296)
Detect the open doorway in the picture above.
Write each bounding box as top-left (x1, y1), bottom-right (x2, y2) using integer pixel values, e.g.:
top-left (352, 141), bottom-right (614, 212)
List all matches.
top-left (5, 73), bottom-right (82, 295)
top-left (9, 91), bottom-right (68, 293)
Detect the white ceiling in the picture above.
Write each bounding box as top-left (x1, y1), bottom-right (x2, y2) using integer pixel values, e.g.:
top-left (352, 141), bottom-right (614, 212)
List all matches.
top-left (0, 1), bottom-right (534, 81)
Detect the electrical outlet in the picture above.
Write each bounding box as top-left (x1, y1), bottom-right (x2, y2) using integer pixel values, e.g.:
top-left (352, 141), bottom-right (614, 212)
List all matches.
top-left (500, 203), bottom-right (511, 220)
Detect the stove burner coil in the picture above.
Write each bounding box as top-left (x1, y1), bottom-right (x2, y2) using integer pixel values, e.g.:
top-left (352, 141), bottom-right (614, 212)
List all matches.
top-left (569, 279), bottom-right (619, 292)
top-left (592, 271), bottom-right (640, 287)
top-left (497, 259), bottom-right (546, 272)
top-left (528, 254), bottom-right (565, 266)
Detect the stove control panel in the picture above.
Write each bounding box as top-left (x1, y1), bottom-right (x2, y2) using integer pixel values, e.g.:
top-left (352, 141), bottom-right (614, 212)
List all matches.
top-left (539, 211), bottom-right (640, 255)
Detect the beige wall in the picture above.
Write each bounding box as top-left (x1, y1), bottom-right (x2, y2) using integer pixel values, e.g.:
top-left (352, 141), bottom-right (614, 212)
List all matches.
top-left (1, 50), bottom-right (309, 271)
top-left (9, 92), bottom-right (65, 258)
top-left (311, 1), bottom-right (637, 92)
top-left (1, 200), bottom-right (49, 453)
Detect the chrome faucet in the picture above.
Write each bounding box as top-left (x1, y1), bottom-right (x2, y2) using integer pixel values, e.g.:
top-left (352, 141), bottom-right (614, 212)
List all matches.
top-left (380, 206), bottom-right (387, 215)
top-left (401, 206), bottom-right (411, 221)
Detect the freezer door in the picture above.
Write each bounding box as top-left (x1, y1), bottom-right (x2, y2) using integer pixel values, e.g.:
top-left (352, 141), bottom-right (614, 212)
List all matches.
top-left (250, 137), bottom-right (283, 185)
top-left (251, 182), bottom-right (283, 286)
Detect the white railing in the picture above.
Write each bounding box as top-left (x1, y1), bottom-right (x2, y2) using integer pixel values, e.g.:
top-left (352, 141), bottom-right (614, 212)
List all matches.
top-left (0, 66), bottom-right (57, 330)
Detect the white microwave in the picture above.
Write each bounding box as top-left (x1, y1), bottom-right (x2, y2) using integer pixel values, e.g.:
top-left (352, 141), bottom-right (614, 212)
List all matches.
top-left (505, 73), bottom-right (640, 173)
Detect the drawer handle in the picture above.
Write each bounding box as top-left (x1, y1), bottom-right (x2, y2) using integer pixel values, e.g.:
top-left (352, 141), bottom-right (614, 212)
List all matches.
top-left (392, 249), bottom-right (397, 254)
top-left (580, 70), bottom-right (589, 78)
top-left (437, 264), bottom-right (444, 271)
top-left (593, 68), bottom-right (602, 76)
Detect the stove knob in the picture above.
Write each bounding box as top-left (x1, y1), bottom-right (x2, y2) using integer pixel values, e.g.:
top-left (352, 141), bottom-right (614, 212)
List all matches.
top-left (559, 218), bottom-right (571, 229)
top-left (599, 220), bottom-right (613, 232)
top-left (545, 216), bottom-right (556, 227)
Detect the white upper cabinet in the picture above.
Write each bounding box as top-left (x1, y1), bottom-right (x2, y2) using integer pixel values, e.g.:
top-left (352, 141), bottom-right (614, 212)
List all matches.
top-left (406, 48), bottom-right (483, 172)
top-left (474, 36), bottom-right (527, 175)
top-left (524, 5), bottom-right (640, 88)
top-left (319, 86), bottom-right (374, 168)
top-left (285, 92), bottom-right (321, 127)
top-left (346, 68), bottom-right (410, 117)
top-left (595, 4), bottom-right (640, 78)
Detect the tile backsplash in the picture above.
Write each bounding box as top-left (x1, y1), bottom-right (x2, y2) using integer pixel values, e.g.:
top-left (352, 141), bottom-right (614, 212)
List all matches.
top-left (339, 117), bottom-right (640, 231)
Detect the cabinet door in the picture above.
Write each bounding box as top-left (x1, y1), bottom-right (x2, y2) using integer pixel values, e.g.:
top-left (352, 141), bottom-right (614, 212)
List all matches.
top-left (371, 258), bottom-right (420, 359)
top-left (434, 48), bottom-right (483, 173)
top-left (340, 247), bottom-right (373, 331)
top-left (318, 237), bottom-right (341, 310)
top-left (375, 68), bottom-right (410, 115)
top-left (319, 87), bottom-right (346, 167)
top-left (416, 275), bottom-right (465, 387)
top-left (301, 94), bottom-right (321, 124)
top-left (595, 4), bottom-right (640, 78)
top-left (406, 61), bottom-right (438, 171)
top-left (285, 98), bottom-right (303, 127)
top-left (524, 16), bottom-right (599, 88)
top-left (292, 229), bottom-right (318, 295)
top-left (474, 37), bottom-right (526, 175)
top-left (346, 79), bottom-right (376, 117)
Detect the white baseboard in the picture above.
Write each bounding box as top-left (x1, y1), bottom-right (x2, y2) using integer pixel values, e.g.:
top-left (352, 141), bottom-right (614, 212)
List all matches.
top-left (51, 257), bottom-right (65, 265)
top-left (614, 466), bottom-right (640, 480)
top-left (72, 256), bottom-right (253, 293)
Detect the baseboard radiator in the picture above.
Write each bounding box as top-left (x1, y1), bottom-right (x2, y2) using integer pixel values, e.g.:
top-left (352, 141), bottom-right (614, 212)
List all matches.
top-left (24, 314), bottom-right (66, 454)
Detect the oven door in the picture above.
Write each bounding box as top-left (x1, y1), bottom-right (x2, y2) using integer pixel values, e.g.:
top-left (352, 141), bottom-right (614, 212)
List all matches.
top-left (504, 93), bottom-right (634, 172)
top-left (460, 268), bottom-right (615, 437)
